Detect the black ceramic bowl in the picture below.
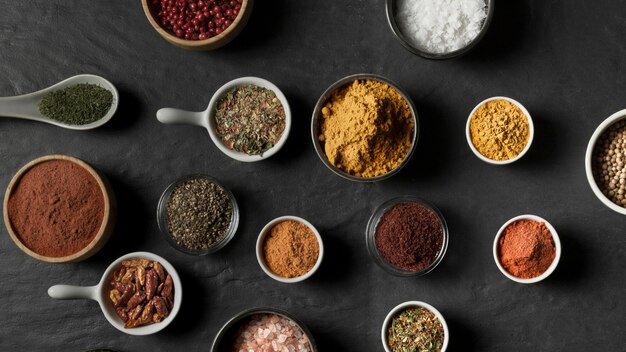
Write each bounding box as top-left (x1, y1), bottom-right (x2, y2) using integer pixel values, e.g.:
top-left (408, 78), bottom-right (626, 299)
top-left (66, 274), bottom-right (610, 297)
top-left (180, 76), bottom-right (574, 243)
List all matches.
top-left (386, 0), bottom-right (495, 59)
top-left (211, 307), bottom-right (318, 352)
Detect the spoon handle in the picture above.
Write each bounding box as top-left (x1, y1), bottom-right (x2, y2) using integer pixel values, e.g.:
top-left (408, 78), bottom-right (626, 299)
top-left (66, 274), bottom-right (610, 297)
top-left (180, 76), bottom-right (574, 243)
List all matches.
top-left (48, 284), bottom-right (99, 301)
top-left (0, 95), bottom-right (41, 119)
top-left (156, 108), bottom-right (206, 128)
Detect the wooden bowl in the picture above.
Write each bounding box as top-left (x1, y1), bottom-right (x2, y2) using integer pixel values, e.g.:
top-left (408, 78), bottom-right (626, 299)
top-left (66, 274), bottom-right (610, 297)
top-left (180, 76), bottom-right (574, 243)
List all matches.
top-left (3, 155), bottom-right (116, 263)
top-left (141, 0), bottom-right (254, 50)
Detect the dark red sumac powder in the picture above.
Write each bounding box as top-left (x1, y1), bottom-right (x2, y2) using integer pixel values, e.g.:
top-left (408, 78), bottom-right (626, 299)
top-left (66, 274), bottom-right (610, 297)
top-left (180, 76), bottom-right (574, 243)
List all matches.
top-left (7, 160), bottom-right (105, 257)
top-left (375, 202), bottom-right (444, 271)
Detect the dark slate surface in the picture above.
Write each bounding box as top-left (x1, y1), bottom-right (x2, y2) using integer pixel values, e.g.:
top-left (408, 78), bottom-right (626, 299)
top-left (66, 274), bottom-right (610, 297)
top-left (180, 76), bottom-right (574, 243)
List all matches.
top-left (1, 0), bottom-right (625, 351)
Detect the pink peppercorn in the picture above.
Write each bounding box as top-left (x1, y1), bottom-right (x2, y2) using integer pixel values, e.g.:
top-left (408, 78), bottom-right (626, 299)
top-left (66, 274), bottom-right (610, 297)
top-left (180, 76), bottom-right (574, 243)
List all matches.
top-left (151, 0), bottom-right (242, 40)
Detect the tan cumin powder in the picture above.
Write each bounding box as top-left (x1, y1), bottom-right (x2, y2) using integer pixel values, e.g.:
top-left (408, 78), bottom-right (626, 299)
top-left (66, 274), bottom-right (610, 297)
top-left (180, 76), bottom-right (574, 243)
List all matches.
top-left (262, 220), bottom-right (319, 278)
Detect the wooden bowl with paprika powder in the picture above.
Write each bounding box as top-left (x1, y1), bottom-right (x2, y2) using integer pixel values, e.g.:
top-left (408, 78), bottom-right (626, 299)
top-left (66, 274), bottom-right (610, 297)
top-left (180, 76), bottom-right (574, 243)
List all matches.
top-left (3, 154), bottom-right (116, 263)
top-left (493, 214), bottom-right (561, 284)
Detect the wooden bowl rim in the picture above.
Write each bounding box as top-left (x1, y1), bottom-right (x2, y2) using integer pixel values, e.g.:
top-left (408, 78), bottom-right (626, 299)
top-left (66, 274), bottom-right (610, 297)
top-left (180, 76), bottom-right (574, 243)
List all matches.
top-left (141, 0), bottom-right (251, 47)
top-left (3, 154), bottom-right (112, 263)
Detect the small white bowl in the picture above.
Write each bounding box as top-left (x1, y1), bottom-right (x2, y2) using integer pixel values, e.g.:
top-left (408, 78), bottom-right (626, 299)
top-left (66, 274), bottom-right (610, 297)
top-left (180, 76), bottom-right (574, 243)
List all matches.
top-left (382, 301), bottom-right (449, 352)
top-left (585, 109), bottom-right (626, 215)
top-left (466, 96), bottom-right (534, 165)
top-left (256, 216), bottom-right (324, 283)
top-left (493, 215), bottom-right (561, 284)
top-left (48, 251), bottom-right (182, 335)
top-left (157, 77), bottom-right (291, 162)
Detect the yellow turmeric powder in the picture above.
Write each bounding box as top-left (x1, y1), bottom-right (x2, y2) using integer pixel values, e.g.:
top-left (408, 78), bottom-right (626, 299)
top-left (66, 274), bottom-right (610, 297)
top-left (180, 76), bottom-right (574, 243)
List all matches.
top-left (469, 99), bottom-right (529, 161)
top-left (318, 80), bottom-right (414, 178)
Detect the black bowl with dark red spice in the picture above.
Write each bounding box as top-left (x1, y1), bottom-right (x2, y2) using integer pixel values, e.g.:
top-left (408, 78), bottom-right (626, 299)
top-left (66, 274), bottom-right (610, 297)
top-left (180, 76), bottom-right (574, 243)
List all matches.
top-left (366, 196), bottom-right (448, 276)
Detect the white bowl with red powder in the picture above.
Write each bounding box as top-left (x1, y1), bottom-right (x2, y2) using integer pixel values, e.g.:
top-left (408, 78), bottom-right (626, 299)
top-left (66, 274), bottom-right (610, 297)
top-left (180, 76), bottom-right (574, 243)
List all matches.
top-left (493, 214), bottom-right (561, 284)
top-left (3, 154), bottom-right (116, 263)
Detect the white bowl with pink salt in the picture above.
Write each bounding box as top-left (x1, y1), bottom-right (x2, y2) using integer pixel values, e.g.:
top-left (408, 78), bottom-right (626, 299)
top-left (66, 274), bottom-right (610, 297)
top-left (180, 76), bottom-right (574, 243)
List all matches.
top-left (211, 308), bottom-right (317, 352)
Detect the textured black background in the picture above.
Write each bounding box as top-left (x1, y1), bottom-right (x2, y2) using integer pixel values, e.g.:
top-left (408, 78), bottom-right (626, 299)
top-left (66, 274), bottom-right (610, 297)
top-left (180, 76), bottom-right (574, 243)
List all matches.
top-left (1, 1), bottom-right (625, 351)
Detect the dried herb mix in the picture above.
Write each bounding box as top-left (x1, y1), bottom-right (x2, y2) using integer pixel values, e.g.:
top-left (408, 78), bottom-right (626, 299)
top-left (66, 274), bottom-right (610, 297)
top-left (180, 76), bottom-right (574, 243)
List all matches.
top-left (39, 83), bottom-right (113, 125)
top-left (214, 84), bottom-right (286, 155)
top-left (166, 178), bottom-right (232, 251)
top-left (388, 307), bottom-right (445, 352)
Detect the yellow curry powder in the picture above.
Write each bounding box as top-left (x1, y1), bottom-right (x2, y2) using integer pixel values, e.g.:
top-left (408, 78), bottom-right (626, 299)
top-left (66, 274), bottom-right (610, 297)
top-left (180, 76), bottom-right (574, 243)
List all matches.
top-left (319, 80), bottom-right (414, 177)
top-left (469, 99), bottom-right (529, 161)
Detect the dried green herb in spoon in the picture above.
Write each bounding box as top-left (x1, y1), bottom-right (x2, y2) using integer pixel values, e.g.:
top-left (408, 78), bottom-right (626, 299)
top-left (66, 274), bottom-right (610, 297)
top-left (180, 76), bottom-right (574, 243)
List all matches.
top-left (388, 307), bottom-right (445, 352)
top-left (214, 84), bottom-right (286, 156)
top-left (39, 83), bottom-right (113, 125)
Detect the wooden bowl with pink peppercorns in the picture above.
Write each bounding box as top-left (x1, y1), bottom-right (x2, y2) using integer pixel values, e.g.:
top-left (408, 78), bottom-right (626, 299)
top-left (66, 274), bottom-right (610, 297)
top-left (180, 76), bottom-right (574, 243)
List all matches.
top-left (142, 0), bottom-right (254, 50)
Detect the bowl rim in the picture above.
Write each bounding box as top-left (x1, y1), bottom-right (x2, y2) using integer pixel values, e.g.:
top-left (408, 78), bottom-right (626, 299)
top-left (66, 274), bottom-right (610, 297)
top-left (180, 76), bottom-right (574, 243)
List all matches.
top-left (311, 73), bottom-right (419, 182)
top-left (381, 301), bottom-right (450, 352)
top-left (3, 154), bottom-right (115, 263)
top-left (385, 0), bottom-right (495, 60)
top-left (492, 214), bottom-right (562, 284)
top-left (210, 307), bottom-right (318, 352)
top-left (466, 96), bottom-right (534, 165)
top-left (97, 251), bottom-right (182, 335)
top-left (256, 215), bottom-right (324, 283)
top-left (584, 109), bottom-right (626, 215)
top-left (141, 0), bottom-right (252, 48)
top-left (366, 196), bottom-right (449, 276)
top-left (205, 76), bottom-right (292, 162)
top-left (157, 174), bottom-right (239, 255)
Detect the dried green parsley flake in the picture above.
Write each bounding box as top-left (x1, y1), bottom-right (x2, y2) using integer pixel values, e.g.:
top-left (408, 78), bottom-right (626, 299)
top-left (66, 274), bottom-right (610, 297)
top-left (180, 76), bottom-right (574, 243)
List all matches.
top-left (388, 307), bottom-right (445, 352)
top-left (39, 83), bottom-right (113, 125)
top-left (214, 84), bottom-right (286, 156)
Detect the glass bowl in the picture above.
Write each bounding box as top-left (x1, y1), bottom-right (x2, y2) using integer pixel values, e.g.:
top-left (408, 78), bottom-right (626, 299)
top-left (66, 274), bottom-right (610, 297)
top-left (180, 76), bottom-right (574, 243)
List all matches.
top-left (386, 0), bottom-right (495, 60)
top-left (366, 196), bottom-right (448, 276)
top-left (210, 307), bottom-right (318, 352)
top-left (157, 174), bottom-right (239, 255)
top-left (311, 73), bottom-right (419, 182)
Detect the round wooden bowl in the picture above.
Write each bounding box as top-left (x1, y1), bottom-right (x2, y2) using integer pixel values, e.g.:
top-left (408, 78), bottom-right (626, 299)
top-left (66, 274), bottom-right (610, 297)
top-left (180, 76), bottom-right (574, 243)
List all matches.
top-left (141, 0), bottom-right (254, 50)
top-left (3, 155), bottom-right (116, 263)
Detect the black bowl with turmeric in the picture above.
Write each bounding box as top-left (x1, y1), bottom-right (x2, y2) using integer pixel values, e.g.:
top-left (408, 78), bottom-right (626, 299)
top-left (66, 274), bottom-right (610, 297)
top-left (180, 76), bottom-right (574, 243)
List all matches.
top-left (311, 74), bottom-right (419, 182)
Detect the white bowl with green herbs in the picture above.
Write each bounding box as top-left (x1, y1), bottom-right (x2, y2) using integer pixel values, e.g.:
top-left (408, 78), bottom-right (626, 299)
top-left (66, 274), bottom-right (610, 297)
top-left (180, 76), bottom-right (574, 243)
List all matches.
top-left (382, 301), bottom-right (449, 352)
top-left (157, 77), bottom-right (291, 162)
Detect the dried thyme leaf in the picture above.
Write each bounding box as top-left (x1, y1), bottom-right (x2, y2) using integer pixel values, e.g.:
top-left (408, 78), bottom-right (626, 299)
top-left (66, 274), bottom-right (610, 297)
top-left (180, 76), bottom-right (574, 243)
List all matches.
top-left (38, 83), bottom-right (113, 125)
top-left (214, 84), bottom-right (286, 156)
top-left (387, 307), bottom-right (445, 352)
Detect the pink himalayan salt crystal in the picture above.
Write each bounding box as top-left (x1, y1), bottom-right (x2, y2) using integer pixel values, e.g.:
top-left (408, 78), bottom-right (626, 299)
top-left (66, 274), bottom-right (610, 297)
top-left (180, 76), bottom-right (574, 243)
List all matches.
top-left (232, 314), bottom-right (312, 352)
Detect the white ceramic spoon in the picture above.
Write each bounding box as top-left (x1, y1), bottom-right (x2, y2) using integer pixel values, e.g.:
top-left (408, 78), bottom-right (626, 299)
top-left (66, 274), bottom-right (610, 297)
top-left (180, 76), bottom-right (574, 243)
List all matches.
top-left (0, 74), bottom-right (118, 130)
top-left (47, 251), bottom-right (182, 335)
top-left (156, 76), bottom-right (291, 162)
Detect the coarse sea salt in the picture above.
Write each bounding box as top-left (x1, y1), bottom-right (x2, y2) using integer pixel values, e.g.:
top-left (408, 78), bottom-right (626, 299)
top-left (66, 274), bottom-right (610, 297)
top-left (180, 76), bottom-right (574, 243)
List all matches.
top-left (232, 314), bottom-right (311, 352)
top-left (395, 0), bottom-right (488, 54)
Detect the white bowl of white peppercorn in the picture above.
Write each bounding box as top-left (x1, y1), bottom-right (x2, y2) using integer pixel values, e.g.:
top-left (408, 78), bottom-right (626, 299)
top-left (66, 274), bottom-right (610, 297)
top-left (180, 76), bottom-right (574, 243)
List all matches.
top-left (156, 77), bottom-right (291, 162)
top-left (586, 109), bottom-right (626, 215)
top-left (157, 174), bottom-right (239, 254)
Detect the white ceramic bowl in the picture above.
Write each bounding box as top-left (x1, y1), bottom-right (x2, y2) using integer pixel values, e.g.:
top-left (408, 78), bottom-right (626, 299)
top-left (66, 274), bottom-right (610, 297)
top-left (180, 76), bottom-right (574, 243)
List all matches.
top-left (466, 96), bottom-right (534, 165)
top-left (48, 251), bottom-right (182, 335)
top-left (493, 215), bottom-right (561, 284)
top-left (585, 109), bottom-right (626, 215)
top-left (382, 301), bottom-right (449, 352)
top-left (157, 76), bottom-right (291, 162)
top-left (256, 216), bottom-right (324, 283)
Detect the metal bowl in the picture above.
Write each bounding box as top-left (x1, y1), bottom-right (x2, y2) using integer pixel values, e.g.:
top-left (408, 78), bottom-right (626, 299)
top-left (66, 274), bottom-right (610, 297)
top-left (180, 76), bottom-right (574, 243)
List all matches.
top-left (211, 307), bottom-right (318, 352)
top-left (386, 0), bottom-right (495, 59)
top-left (157, 174), bottom-right (239, 255)
top-left (311, 73), bottom-right (419, 182)
top-left (366, 196), bottom-right (448, 276)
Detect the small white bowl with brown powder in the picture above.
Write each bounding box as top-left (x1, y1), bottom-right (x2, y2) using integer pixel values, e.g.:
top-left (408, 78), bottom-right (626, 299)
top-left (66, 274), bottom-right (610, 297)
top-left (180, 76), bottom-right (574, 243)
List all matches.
top-left (587, 109), bottom-right (626, 215)
top-left (256, 216), bottom-right (323, 283)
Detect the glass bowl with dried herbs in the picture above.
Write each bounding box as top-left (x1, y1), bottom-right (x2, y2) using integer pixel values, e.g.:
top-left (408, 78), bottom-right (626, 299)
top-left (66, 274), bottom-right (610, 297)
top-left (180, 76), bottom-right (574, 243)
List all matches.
top-left (156, 76), bottom-right (291, 162)
top-left (157, 174), bottom-right (239, 255)
top-left (382, 301), bottom-right (449, 352)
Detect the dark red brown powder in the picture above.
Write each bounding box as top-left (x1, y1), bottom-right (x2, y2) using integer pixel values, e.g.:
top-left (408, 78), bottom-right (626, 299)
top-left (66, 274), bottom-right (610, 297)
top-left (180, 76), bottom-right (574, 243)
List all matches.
top-left (374, 202), bottom-right (444, 271)
top-left (7, 160), bottom-right (105, 257)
